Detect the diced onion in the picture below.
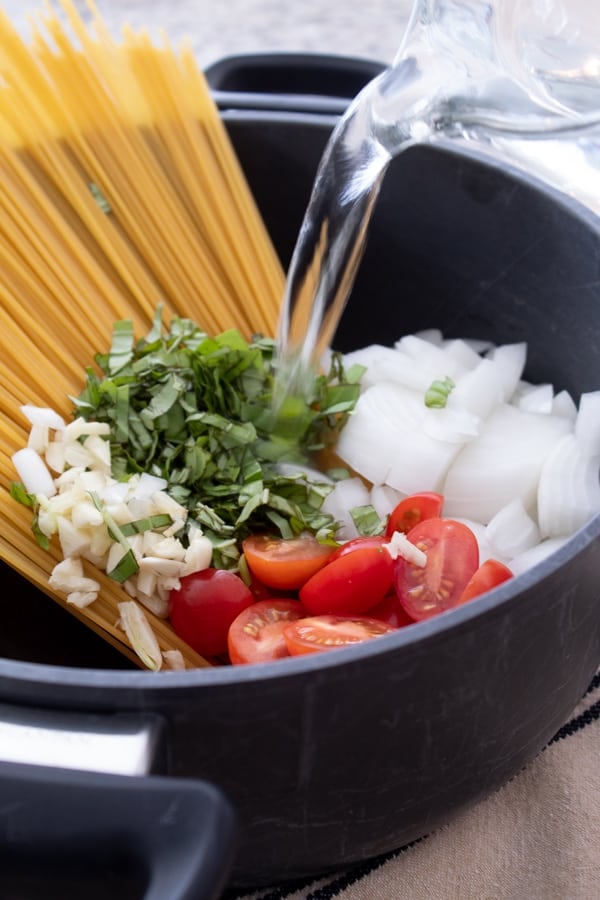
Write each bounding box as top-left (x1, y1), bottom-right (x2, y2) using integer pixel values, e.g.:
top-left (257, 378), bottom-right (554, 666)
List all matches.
top-left (440, 338), bottom-right (484, 372)
top-left (370, 484), bottom-right (404, 519)
top-left (516, 383), bottom-right (554, 414)
top-left (485, 498), bottom-right (541, 559)
top-left (484, 343), bottom-right (527, 401)
top-left (574, 391), bottom-right (600, 457)
top-left (118, 601), bottom-right (162, 671)
top-left (63, 418), bottom-right (110, 441)
top-left (132, 472), bottom-right (169, 499)
top-left (27, 424), bottom-right (49, 454)
top-left (508, 538), bottom-right (569, 577)
top-left (342, 344), bottom-right (434, 392)
top-left (537, 434), bottom-right (600, 538)
top-left (163, 649), bottom-right (185, 671)
top-left (322, 477), bottom-right (371, 540)
top-left (12, 447), bottom-right (56, 497)
top-left (452, 517), bottom-right (498, 564)
top-left (48, 557), bottom-right (100, 606)
top-left (336, 382), bottom-right (461, 494)
top-left (552, 390), bottom-right (578, 420)
top-left (442, 404), bottom-right (572, 523)
top-left (20, 405), bottom-right (65, 430)
top-left (448, 358), bottom-right (504, 420)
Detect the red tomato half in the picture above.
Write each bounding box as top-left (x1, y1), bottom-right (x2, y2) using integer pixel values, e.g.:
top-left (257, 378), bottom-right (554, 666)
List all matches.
top-left (283, 615), bottom-right (396, 656)
top-left (242, 534), bottom-right (335, 590)
top-left (367, 592), bottom-right (416, 628)
top-left (329, 535), bottom-right (388, 559)
top-left (458, 559), bottom-right (513, 605)
top-left (299, 537), bottom-right (395, 616)
top-left (395, 518), bottom-right (479, 621)
top-left (228, 599), bottom-right (306, 665)
top-left (169, 568), bottom-right (254, 658)
top-left (385, 492), bottom-right (444, 538)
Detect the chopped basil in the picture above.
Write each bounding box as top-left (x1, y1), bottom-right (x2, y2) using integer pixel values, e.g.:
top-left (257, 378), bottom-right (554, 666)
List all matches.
top-left (89, 182), bottom-right (111, 214)
top-left (108, 548), bottom-right (139, 584)
top-left (119, 514), bottom-right (173, 537)
top-left (424, 375), bottom-right (455, 409)
top-left (351, 504), bottom-right (386, 536)
top-left (73, 311), bottom-right (362, 564)
top-left (11, 482), bottom-right (50, 549)
top-left (10, 481), bottom-right (35, 508)
top-left (88, 491), bottom-right (140, 581)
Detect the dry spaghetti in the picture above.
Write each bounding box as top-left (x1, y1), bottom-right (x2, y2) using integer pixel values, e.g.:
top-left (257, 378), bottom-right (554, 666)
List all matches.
top-left (0, 0), bottom-right (286, 669)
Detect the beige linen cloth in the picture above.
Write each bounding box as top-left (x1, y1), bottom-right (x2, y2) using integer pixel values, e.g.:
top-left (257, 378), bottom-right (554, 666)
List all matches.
top-left (231, 672), bottom-right (599, 900)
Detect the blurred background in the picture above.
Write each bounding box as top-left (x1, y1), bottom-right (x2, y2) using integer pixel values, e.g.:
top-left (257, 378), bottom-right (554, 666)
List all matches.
top-left (4, 1), bottom-right (600, 212)
top-left (4, 0), bottom-right (411, 68)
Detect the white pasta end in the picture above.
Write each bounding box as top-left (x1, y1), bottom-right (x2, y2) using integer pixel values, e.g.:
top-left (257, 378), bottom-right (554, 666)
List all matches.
top-left (118, 601), bottom-right (162, 671)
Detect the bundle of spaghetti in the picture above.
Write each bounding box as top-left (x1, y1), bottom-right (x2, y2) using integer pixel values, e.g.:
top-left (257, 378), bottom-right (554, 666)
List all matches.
top-left (0, 0), bottom-right (286, 669)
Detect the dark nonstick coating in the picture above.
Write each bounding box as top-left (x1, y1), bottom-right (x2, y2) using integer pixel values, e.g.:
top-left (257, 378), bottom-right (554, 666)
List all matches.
top-left (1, 113), bottom-right (599, 886)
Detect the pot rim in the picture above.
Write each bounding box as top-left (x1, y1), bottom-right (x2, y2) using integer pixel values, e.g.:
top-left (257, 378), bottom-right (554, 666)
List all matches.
top-left (3, 512), bottom-right (599, 691)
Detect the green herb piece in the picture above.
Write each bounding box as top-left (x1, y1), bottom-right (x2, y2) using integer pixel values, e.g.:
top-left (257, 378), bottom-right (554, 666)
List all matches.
top-left (326, 468), bottom-right (351, 481)
top-left (89, 182), bottom-right (111, 214)
top-left (88, 491), bottom-right (140, 582)
top-left (119, 514), bottom-right (174, 537)
top-left (10, 482), bottom-right (50, 549)
top-left (108, 548), bottom-right (139, 583)
top-left (424, 376), bottom-right (455, 409)
top-left (10, 481), bottom-right (35, 508)
top-left (351, 504), bottom-right (385, 536)
top-left (105, 319), bottom-right (135, 375)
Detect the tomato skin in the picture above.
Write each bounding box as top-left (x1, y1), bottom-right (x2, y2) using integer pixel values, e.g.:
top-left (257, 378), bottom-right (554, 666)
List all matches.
top-left (367, 592), bottom-right (416, 628)
top-left (299, 538), bottom-right (394, 616)
top-left (228, 599), bottom-right (306, 665)
top-left (395, 518), bottom-right (479, 621)
top-left (245, 572), bottom-right (296, 602)
top-left (242, 534), bottom-right (335, 590)
top-left (169, 568), bottom-right (254, 657)
top-left (283, 615), bottom-right (396, 655)
top-left (329, 535), bottom-right (388, 559)
top-left (385, 492), bottom-right (444, 538)
top-left (458, 559), bottom-right (513, 605)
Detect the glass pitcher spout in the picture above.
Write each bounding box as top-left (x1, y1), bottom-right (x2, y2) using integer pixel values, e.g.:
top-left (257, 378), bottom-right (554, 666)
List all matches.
top-left (274, 0), bottom-right (600, 411)
top-left (366, 0), bottom-right (600, 156)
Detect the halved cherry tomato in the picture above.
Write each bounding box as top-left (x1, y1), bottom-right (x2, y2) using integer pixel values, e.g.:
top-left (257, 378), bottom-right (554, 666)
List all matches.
top-left (395, 518), bottom-right (479, 621)
top-left (243, 570), bottom-right (296, 602)
top-left (169, 568), bottom-right (254, 658)
top-left (228, 599), bottom-right (306, 665)
top-left (458, 559), bottom-right (513, 605)
top-left (300, 537), bottom-right (394, 616)
top-left (329, 535), bottom-right (388, 559)
top-left (242, 534), bottom-right (335, 590)
top-left (367, 592), bottom-right (416, 628)
top-left (283, 615), bottom-right (396, 655)
top-left (385, 492), bottom-right (444, 538)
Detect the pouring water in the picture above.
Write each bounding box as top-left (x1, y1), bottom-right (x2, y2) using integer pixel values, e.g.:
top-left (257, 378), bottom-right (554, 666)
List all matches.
top-left (273, 0), bottom-right (600, 413)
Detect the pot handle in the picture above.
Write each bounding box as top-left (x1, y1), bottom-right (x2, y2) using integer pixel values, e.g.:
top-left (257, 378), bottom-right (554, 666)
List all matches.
top-left (0, 760), bottom-right (237, 900)
top-left (205, 51), bottom-right (385, 115)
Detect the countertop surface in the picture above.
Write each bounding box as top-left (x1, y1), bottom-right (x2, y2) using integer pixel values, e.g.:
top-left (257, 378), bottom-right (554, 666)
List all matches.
top-left (6, 0), bottom-right (410, 69)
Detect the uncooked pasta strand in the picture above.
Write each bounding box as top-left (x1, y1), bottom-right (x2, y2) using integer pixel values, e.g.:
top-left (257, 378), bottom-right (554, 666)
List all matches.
top-left (0, 0), bottom-right (287, 669)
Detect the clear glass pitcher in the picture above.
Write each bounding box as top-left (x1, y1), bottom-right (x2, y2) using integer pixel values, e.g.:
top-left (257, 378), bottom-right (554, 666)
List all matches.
top-left (275, 0), bottom-right (600, 404)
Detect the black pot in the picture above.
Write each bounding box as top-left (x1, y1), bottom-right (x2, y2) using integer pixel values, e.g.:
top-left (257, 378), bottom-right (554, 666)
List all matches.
top-left (1, 55), bottom-right (600, 899)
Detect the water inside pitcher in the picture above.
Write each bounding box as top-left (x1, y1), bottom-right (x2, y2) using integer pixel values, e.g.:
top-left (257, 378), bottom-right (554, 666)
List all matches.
top-left (274, 0), bottom-right (600, 411)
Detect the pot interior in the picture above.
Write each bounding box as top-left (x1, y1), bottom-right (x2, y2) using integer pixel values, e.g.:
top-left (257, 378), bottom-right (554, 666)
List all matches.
top-left (4, 113), bottom-right (600, 670)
